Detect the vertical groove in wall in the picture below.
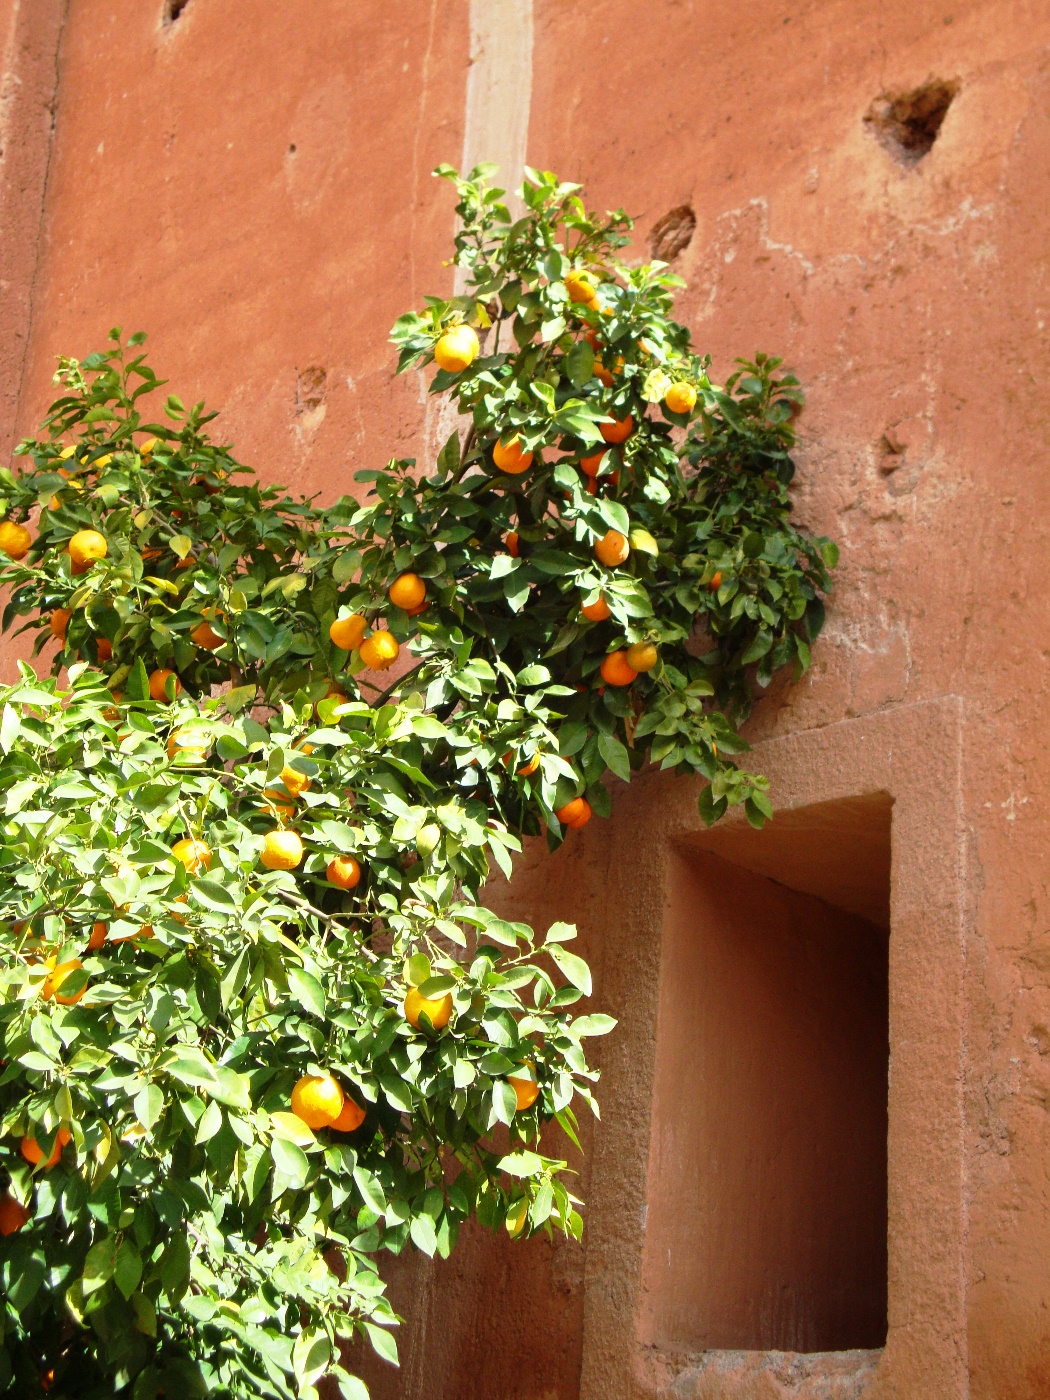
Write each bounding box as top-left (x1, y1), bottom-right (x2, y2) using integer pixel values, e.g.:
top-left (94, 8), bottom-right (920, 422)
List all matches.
top-left (0, 0), bottom-right (67, 455)
top-left (455, 0), bottom-right (533, 293)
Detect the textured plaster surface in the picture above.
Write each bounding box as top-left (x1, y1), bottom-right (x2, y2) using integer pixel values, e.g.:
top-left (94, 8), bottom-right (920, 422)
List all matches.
top-left (1, 2), bottom-right (1048, 1397)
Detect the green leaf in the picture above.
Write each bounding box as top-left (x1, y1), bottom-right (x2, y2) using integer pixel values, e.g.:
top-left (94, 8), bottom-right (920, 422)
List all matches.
top-left (271, 1136), bottom-right (309, 1187)
top-left (363, 1322), bottom-right (399, 1367)
top-left (134, 1083), bottom-right (164, 1131)
top-left (569, 1013), bottom-right (617, 1036)
top-left (597, 730), bottom-right (631, 782)
top-left (82, 1236), bottom-right (118, 1295)
top-left (409, 1214), bottom-right (438, 1257)
top-left (549, 945), bottom-right (592, 996)
top-left (287, 966), bottom-right (326, 1019)
top-left (114, 1239), bottom-right (143, 1300)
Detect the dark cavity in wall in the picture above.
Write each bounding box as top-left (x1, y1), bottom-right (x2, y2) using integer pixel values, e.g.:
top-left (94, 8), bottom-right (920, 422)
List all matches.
top-left (865, 79), bottom-right (958, 164)
top-left (649, 205), bottom-right (696, 261)
top-left (163, 0), bottom-right (191, 25)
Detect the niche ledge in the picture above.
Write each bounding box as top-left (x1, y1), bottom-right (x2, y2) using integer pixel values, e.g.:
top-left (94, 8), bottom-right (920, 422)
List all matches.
top-left (636, 1345), bottom-right (882, 1399)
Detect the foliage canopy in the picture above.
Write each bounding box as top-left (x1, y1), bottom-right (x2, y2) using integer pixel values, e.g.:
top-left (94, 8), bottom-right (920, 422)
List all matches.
top-left (0, 165), bottom-right (835, 1397)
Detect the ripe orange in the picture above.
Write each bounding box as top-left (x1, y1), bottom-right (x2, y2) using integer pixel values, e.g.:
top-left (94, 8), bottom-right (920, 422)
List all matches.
top-left (493, 436), bottom-right (533, 474)
top-left (330, 1096), bottom-right (366, 1132)
top-left (434, 325), bottom-right (479, 373)
top-left (581, 594), bottom-right (611, 622)
top-left (594, 362), bottom-right (614, 387)
top-left (50, 608), bottom-right (72, 641)
top-left (0, 1194), bottom-right (29, 1236)
top-left (278, 765), bottom-right (310, 798)
top-left (261, 829), bottom-right (303, 870)
top-left (508, 1074), bottom-right (540, 1112)
top-left (326, 855), bottom-right (361, 890)
top-left (87, 921), bottom-right (107, 951)
top-left (708, 571), bottom-right (723, 592)
top-left (172, 838), bottom-right (211, 873)
top-left (148, 668), bottom-right (182, 702)
top-left (517, 752), bottom-right (541, 777)
top-left (0, 522), bottom-right (32, 559)
top-left (600, 650), bottom-right (639, 687)
top-left (388, 573), bottom-right (426, 611)
top-left (403, 986), bottom-right (453, 1031)
top-left (505, 531), bottom-right (520, 557)
top-left (167, 732), bottom-right (208, 761)
top-left (359, 630), bottom-right (399, 671)
top-left (584, 327), bottom-right (601, 350)
top-left (565, 269), bottom-right (598, 304)
top-left (140, 437), bottom-right (159, 456)
top-left (625, 641), bottom-right (658, 672)
top-left (555, 796), bottom-right (592, 830)
top-left (329, 614), bottom-right (367, 651)
top-left (21, 1128), bottom-right (71, 1169)
top-left (94, 637), bottom-right (112, 663)
top-left (41, 959), bottom-right (85, 1005)
top-left (600, 413), bottom-right (633, 445)
top-left (290, 1072), bottom-right (344, 1129)
top-left (665, 382), bottom-right (697, 415)
top-left (68, 529), bottom-right (107, 568)
top-left (595, 530), bottom-right (629, 567)
top-left (190, 618), bottom-right (224, 650)
top-left (579, 450), bottom-right (607, 477)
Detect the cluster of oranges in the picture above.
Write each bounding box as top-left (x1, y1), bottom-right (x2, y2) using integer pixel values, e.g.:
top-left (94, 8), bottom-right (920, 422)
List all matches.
top-left (328, 569), bottom-right (430, 674)
top-left (289, 1072), bottom-right (366, 1134)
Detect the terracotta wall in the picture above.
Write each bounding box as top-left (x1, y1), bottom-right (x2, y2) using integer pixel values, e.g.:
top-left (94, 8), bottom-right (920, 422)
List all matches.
top-left (2, 1), bottom-right (1049, 1397)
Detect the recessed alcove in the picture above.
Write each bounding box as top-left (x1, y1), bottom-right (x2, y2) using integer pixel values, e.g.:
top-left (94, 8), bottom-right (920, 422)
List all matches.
top-left (638, 794), bottom-right (891, 1357)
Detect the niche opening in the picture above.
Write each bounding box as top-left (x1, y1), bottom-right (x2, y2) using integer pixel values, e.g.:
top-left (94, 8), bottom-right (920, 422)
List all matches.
top-left (639, 793), bottom-right (891, 1357)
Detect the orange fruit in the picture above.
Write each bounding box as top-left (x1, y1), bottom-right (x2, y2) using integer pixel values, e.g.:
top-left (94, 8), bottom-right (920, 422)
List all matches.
top-left (594, 362), bottom-right (614, 387)
top-left (600, 651), bottom-right (639, 687)
top-left (508, 1074), bottom-right (540, 1112)
top-left (708, 571), bottom-right (723, 592)
top-left (94, 637), bottom-right (112, 662)
top-left (517, 752), bottom-right (540, 777)
top-left (0, 522), bottom-right (32, 559)
top-left (87, 921), bottom-right (107, 951)
top-left (190, 618), bottom-right (224, 650)
top-left (359, 630), bottom-right (399, 671)
top-left (68, 529), bottom-right (107, 568)
top-left (579, 450), bottom-right (607, 477)
top-left (261, 829), bottom-right (303, 870)
top-left (326, 855), bottom-right (361, 890)
top-left (625, 641), bottom-right (658, 673)
top-left (584, 327), bottom-right (601, 350)
top-left (21, 1128), bottom-right (71, 1169)
top-left (329, 614), bottom-right (367, 650)
top-left (388, 573), bottom-right (426, 611)
top-left (555, 797), bottom-right (592, 830)
top-left (581, 594), bottom-right (611, 622)
top-left (403, 986), bottom-right (453, 1031)
top-left (664, 382), bottom-right (697, 415)
top-left (505, 532), bottom-right (520, 557)
top-left (278, 765), bottom-right (310, 798)
top-left (0, 1194), bottom-right (29, 1236)
top-left (148, 668), bottom-right (181, 702)
top-left (167, 732), bottom-right (208, 761)
top-left (140, 438), bottom-right (159, 456)
top-left (600, 413), bottom-right (633, 445)
top-left (316, 686), bottom-right (348, 717)
top-left (493, 436), bottom-right (533, 474)
top-left (330, 1096), bottom-right (366, 1132)
top-left (172, 838), bottom-right (211, 873)
top-left (434, 325), bottom-right (479, 373)
top-left (290, 1072), bottom-right (344, 1129)
top-left (50, 608), bottom-right (72, 641)
top-left (41, 959), bottom-right (85, 1005)
top-left (565, 269), bottom-right (598, 304)
top-left (595, 530), bottom-right (629, 567)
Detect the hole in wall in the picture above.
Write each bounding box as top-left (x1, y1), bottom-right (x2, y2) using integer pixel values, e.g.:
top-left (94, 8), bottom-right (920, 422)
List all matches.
top-left (865, 79), bottom-right (958, 164)
top-left (295, 366), bottom-right (327, 414)
top-left (639, 794), bottom-right (891, 1357)
top-left (163, 0), bottom-right (191, 24)
top-left (649, 205), bottom-right (696, 261)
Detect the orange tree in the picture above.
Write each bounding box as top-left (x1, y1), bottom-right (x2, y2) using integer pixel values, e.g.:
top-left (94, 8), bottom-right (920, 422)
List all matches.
top-left (0, 166), bottom-right (835, 1397)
